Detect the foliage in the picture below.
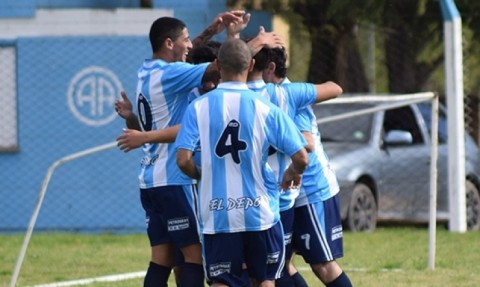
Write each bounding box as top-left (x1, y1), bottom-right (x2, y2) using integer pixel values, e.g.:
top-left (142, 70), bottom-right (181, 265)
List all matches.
top-left (227, 0), bottom-right (480, 96)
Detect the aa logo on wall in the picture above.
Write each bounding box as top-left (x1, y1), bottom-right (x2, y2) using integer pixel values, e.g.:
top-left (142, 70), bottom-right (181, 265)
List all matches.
top-left (67, 66), bottom-right (123, 126)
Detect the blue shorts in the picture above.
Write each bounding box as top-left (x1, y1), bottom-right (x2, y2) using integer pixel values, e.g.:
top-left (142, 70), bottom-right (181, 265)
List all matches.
top-left (140, 185), bottom-right (200, 248)
top-left (293, 195), bottom-right (344, 264)
top-left (203, 221), bottom-right (285, 285)
top-left (280, 207), bottom-right (295, 261)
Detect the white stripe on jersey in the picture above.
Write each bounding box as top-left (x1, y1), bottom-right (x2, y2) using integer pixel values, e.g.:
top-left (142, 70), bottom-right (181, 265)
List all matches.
top-left (147, 69), bottom-right (168, 184)
top-left (194, 98), bottom-right (213, 232)
top-left (253, 98), bottom-right (276, 229)
top-left (223, 92), bottom-right (246, 231)
top-left (274, 85), bottom-right (289, 114)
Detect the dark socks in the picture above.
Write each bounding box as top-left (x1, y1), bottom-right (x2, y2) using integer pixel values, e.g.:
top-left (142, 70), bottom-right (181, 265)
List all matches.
top-left (326, 271), bottom-right (353, 287)
top-left (291, 272), bottom-right (309, 287)
top-left (178, 262), bottom-right (205, 287)
top-left (275, 274), bottom-right (295, 286)
top-left (143, 261), bottom-right (171, 287)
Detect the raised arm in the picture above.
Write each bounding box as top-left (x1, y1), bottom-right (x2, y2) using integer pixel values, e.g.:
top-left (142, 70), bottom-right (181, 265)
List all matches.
top-left (314, 81), bottom-right (343, 103)
top-left (192, 10), bottom-right (248, 47)
top-left (247, 26), bottom-right (284, 56)
top-left (226, 12), bottom-right (251, 40)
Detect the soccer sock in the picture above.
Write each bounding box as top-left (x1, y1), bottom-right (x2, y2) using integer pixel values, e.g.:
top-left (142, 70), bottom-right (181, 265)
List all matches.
top-left (291, 271), bottom-right (309, 287)
top-left (275, 274), bottom-right (295, 287)
top-left (178, 262), bottom-right (205, 287)
top-left (143, 261), bottom-right (171, 287)
top-left (325, 271), bottom-right (353, 287)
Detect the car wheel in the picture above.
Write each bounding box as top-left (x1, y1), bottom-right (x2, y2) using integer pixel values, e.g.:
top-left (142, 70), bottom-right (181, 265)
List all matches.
top-left (466, 179), bottom-right (480, 231)
top-left (346, 182), bottom-right (377, 232)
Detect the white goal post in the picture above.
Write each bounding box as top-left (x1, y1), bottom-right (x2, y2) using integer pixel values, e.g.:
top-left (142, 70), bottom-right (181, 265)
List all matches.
top-left (9, 142), bottom-right (118, 287)
top-left (316, 92), bottom-right (439, 270)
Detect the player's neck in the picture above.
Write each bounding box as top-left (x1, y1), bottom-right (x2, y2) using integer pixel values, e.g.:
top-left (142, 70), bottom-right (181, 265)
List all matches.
top-left (220, 72), bottom-right (248, 83)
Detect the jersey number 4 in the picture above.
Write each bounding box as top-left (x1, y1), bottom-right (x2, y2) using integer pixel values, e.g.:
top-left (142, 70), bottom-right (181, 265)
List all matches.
top-left (215, 120), bottom-right (247, 164)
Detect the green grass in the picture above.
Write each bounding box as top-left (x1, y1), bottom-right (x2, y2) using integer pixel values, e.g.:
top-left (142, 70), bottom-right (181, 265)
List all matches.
top-left (1, 227), bottom-right (480, 286)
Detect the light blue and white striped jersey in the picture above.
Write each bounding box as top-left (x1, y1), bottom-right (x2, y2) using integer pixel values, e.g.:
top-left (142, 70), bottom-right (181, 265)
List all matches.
top-left (247, 79), bottom-right (317, 211)
top-left (294, 106), bottom-right (339, 207)
top-left (175, 82), bottom-right (307, 234)
top-left (135, 59), bottom-right (209, 188)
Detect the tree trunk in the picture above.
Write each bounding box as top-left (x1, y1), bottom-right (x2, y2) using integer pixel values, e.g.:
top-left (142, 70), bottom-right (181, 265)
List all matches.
top-left (307, 25), bottom-right (369, 93)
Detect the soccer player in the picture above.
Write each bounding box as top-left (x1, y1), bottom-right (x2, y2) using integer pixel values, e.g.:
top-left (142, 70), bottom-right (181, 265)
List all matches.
top-left (245, 45), bottom-right (343, 287)
top-left (175, 38), bottom-right (309, 287)
top-left (115, 12), bottom-right (284, 287)
top-left (262, 47), bottom-right (353, 287)
top-left (258, 47), bottom-right (310, 287)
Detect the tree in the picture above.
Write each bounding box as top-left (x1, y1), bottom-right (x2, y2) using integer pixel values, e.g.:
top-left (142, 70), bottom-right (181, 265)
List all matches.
top-left (229, 0), bottom-right (381, 92)
top-left (228, 0), bottom-right (480, 95)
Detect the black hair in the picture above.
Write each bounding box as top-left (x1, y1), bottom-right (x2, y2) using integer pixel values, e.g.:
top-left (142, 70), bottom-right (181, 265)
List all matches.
top-left (268, 47), bottom-right (288, 78)
top-left (243, 37), bottom-right (269, 72)
top-left (149, 17), bottom-right (186, 53)
top-left (252, 47), bottom-right (270, 71)
top-left (187, 40), bottom-right (221, 64)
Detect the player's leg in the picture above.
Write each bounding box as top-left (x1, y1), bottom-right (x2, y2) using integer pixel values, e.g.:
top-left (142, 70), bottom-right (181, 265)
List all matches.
top-left (245, 221), bottom-right (285, 287)
top-left (288, 253), bottom-right (309, 287)
top-left (162, 185), bottom-right (204, 287)
top-left (172, 248), bottom-right (185, 285)
top-left (203, 232), bottom-right (249, 287)
top-left (275, 208), bottom-right (295, 287)
top-left (293, 197), bottom-right (352, 287)
top-left (140, 188), bottom-right (174, 287)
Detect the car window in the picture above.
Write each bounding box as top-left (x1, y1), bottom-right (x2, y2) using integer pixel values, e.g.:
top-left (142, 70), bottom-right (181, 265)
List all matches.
top-left (384, 106), bottom-right (424, 144)
top-left (313, 103), bottom-right (373, 143)
top-left (417, 102), bottom-right (448, 143)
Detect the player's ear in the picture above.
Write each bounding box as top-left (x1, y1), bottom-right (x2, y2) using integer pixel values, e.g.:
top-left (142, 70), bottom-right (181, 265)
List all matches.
top-left (268, 62), bottom-right (276, 73)
top-left (165, 37), bottom-right (174, 50)
top-left (214, 59), bottom-right (221, 72)
top-left (248, 59), bottom-right (255, 72)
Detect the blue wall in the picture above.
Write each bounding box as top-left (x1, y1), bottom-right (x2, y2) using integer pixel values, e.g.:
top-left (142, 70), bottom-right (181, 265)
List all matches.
top-left (0, 0), bottom-right (141, 18)
top-left (0, 0), bottom-right (35, 17)
top-left (0, 0), bottom-right (272, 233)
top-left (0, 36), bottom-right (151, 232)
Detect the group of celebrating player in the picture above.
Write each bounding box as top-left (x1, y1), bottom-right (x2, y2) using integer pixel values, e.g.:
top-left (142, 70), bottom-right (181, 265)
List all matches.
top-left (115, 9), bottom-right (353, 287)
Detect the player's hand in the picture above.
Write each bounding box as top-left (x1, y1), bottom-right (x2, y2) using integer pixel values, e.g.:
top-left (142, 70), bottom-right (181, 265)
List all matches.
top-left (226, 12), bottom-right (251, 38)
top-left (115, 91), bottom-right (134, 120)
top-left (116, 128), bottom-right (146, 152)
top-left (211, 10), bottom-right (246, 35)
top-left (280, 167), bottom-right (303, 190)
top-left (257, 26), bottom-right (284, 49)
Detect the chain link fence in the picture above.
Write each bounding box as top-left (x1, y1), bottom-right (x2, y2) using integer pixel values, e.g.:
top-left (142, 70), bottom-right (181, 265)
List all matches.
top-left (1, 7), bottom-right (480, 287)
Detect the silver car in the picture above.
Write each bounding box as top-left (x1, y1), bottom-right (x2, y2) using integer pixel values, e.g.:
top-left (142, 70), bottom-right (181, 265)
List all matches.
top-left (312, 100), bottom-right (480, 232)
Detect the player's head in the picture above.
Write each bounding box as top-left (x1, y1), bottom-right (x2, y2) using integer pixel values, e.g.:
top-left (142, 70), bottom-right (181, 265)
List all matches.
top-left (252, 47), bottom-right (270, 72)
top-left (216, 39), bottom-right (253, 79)
top-left (187, 41), bottom-right (221, 64)
top-left (149, 17), bottom-right (192, 62)
top-left (262, 47), bottom-right (287, 84)
top-left (189, 41), bottom-right (222, 94)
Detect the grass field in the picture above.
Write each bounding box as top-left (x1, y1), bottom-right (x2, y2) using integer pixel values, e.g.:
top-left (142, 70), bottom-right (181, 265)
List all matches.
top-left (1, 226), bottom-right (479, 286)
